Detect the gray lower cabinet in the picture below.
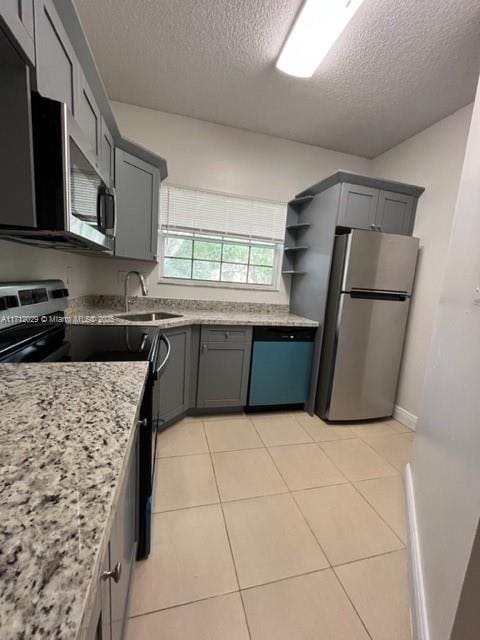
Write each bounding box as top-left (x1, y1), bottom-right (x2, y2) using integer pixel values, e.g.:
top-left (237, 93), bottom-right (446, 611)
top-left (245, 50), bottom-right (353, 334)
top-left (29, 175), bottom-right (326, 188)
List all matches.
top-left (197, 327), bottom-right (252, 409)
top-left (34, 0), bottom-right (78, 116)
top-left (115, 148), bottom-right (160, 261)
top-left (158, 327), bottom-right (191, 425)
top-left (87, 423), bottom-right (139, 640)
top-left (338, 182), bottom-right (415, 235)
top-left (0, 0), bottom-right (35, 65)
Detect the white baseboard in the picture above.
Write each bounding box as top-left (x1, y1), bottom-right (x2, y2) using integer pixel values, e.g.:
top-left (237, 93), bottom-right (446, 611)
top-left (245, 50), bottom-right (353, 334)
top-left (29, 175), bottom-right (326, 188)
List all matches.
top-left (394, 404), bottom-right (418, 431)
top-left (405, 464), bottom-right (430, 640)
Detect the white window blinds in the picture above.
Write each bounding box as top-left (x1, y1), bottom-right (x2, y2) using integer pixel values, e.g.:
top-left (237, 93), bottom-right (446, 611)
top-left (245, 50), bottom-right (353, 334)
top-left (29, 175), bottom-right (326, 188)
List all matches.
top-left (160, 185), bottom-right (287, 242)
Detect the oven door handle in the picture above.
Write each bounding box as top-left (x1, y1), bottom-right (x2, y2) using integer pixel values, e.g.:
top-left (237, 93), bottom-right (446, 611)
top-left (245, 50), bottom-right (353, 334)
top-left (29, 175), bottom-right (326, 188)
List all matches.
top-left (155, 334), bottom-right (171, 379)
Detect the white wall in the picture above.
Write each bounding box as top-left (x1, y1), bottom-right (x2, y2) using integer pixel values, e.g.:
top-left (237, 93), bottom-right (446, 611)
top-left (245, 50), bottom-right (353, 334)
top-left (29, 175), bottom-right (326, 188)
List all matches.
top-left (372, 104), bottom-right (473, 420)
top-left (85, 101), bottom-right (369, 304)
top-left (407, 75), bottom-right (480, 640)
top-left (0, 239), bottom-right (95, 297)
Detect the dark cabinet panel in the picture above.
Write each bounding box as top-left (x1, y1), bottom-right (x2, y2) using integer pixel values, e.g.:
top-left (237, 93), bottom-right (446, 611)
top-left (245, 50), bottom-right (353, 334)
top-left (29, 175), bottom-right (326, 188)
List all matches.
top-left (376, 190), bottom-right (415, 235)
top-left (197, 338), bottom-right (252, 409)
top-left (115, 148), bottom-right (160, 261)
top-left (0, 31), bottom-right (36, 228)
top-left (158, 328), bottom-right (191, 425)
top-left (0, 0), bottom-right (35, 65)
top-left (34, 0), bottom-right (78, 115)
top-left (338, 183), bottom-right (379, 230)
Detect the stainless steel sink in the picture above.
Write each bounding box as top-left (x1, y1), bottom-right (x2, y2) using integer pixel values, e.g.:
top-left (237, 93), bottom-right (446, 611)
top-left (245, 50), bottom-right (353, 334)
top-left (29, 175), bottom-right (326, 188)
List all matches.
top-left (116, 311), bottom-right (183, 321)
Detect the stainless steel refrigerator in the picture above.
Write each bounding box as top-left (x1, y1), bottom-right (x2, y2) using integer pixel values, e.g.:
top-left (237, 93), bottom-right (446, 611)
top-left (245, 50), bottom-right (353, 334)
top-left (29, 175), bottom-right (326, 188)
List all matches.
top-left (316, 229), bottom-right (419, 421)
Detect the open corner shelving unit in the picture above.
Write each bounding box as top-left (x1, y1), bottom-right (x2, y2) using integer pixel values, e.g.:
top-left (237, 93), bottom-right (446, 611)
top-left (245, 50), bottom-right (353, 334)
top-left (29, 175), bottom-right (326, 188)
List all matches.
top-left (282, 194), bottom-right (313, 276)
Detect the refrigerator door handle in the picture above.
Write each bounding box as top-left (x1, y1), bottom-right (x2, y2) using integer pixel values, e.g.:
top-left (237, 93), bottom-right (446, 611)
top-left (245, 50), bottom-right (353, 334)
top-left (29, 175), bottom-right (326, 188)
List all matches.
top-left (349, 289), bottom-right (408, 302)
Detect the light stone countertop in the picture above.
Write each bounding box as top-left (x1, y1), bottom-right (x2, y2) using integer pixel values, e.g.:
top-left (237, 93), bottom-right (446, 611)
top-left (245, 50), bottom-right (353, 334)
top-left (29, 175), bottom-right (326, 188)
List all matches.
top-left (0, 362), bottom-right (149, 640)
top-left (65, 297), bottom-right (318, 329)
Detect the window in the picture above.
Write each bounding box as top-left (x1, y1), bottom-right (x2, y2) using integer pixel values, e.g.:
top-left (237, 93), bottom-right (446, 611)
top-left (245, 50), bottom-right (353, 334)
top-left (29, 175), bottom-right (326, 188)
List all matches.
top-left (162, 231), bottom-right (277, 285)
top-left (159, 186), bottom-right (286, 289)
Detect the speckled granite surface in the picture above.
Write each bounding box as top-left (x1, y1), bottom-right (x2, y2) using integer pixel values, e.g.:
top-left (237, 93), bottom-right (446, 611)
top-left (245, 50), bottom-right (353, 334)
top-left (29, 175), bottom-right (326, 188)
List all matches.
top-left (0, 362), bottom-right (148, 640)
top-left (68, 295), bottom-right (291, 315)
top-left (66, 296), bottom-right (318, 328)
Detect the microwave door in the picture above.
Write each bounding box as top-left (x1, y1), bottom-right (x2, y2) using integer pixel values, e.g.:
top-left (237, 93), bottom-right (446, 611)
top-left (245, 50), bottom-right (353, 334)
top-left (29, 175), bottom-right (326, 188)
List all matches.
top-left (68, 136), bottom-right (114, 251)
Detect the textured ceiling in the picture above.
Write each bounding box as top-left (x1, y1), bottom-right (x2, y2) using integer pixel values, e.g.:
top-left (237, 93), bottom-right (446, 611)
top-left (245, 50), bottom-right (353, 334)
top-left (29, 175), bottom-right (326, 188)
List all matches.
top-left (74, 0), bottom-right (480, 158)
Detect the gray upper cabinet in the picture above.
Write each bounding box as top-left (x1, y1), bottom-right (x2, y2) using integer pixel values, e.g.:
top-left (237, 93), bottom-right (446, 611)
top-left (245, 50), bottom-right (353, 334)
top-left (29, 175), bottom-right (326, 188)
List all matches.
top-left (197, 327), bottom-right (252, 409)
top-left (0, 0), bottom-right (35, 65)
top-left (34, 0), bottom-right (78, 116)
top-left (338, 183), bottom-right (379, 231)
top-left (158, 327), bottom-right (191, 425)
top-left (100, 118), bottom-right (115, 187)
top-left (338, 182), bottom-right (416, 235)
top-left (375, 190), bottom-right (415, 235)
top-left (75, 69), bottom-right (101, 158)
top-left (115, 148), bottom-right (160, 261)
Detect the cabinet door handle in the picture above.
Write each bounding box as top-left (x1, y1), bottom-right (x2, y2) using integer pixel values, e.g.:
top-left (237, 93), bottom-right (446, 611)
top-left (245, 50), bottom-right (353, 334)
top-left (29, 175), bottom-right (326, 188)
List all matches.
top-left (201, 343), bottom-right (208, 353)
top-left (224, 331), bottom-right (230, 339)
top-left (370, 223), bottom-right (376, 230)
top-left (102, 561), bottom-right (122, 583)
top-left (137, 418), bottom-right (147, 427)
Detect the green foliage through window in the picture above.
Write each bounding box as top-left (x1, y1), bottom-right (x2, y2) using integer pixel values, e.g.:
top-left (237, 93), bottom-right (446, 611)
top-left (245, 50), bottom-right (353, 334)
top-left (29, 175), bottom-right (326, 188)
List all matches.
top-left (163, 232), bottom-right (277, 286)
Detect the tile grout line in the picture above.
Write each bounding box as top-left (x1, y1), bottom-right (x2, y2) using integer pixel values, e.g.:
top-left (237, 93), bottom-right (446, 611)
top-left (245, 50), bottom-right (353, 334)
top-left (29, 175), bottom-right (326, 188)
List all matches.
top-left (206, 429), bottom-right (253, 640)
top-left (149, 414), bottom-right (412, 636)
top-left (331, 566), bottom-right (375, 640)
top-left (249, 418), bottom-right (334, 569)
top-left (311, 433), bottom-right (407, 549)
top-left (245, 418), bottom-right (376, 639)
top-left (359, 434), bottom-right (411, 474)
top-left (127, 588), bottom-right (241, 620)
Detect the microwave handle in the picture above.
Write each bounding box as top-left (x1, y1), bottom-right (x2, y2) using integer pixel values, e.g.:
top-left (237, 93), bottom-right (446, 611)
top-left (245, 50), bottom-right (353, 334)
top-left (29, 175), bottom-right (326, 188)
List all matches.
top-left (98, 188), bottom-right (117, 238)
top-left (111, 187), bottom-right (117, 238)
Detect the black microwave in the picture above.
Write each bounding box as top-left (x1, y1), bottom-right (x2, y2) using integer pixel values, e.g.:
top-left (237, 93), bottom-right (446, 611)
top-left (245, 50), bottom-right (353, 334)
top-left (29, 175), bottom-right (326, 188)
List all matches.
top-left (1, 95), bottom-right (116, 252)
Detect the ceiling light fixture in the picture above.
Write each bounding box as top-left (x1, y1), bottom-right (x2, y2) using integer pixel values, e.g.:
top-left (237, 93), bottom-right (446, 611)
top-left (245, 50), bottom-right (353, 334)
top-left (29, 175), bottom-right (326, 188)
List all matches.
top-left (276, 0), bottom-right (365, 78)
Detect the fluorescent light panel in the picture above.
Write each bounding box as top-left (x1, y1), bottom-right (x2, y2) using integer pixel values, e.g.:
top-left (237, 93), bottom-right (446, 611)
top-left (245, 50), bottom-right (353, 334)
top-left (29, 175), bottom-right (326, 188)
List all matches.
top-left (276, 0), bottom-right (365, 78)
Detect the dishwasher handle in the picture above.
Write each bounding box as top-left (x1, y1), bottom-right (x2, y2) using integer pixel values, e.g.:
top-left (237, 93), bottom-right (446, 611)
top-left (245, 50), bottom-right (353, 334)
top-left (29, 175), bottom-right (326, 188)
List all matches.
top-left (253, 326), bottom-right (316, 342)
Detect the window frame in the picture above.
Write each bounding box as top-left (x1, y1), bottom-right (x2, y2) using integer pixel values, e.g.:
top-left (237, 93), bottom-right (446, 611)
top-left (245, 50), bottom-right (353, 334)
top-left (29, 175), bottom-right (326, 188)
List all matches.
top-left (158, 230), bottom-right (283, 291)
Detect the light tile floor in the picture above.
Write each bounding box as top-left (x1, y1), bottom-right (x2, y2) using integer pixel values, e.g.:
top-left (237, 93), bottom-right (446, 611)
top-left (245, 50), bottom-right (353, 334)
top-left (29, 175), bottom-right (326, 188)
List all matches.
top-left (127, 412), bottom-right (414, 640)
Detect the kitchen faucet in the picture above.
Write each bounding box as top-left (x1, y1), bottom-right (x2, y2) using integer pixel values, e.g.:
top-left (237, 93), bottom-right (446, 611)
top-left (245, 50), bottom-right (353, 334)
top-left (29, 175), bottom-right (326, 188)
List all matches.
top-left (124, 271), bottom-right (148, 312)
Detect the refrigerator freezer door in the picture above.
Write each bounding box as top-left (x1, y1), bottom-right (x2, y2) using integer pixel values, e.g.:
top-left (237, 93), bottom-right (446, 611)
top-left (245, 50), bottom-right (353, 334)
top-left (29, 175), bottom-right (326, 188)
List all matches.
top-left (342, 230), bottom-right (419, 295)
top-left (325, 294), bottom-right (411, 421)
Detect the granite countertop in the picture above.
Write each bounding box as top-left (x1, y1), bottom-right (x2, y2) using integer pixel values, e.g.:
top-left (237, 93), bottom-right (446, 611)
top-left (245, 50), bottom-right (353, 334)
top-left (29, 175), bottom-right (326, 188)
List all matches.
top-left (65, 296), bottom-right (318, 329)
top-left (0, 362), bottom-right (149, 640)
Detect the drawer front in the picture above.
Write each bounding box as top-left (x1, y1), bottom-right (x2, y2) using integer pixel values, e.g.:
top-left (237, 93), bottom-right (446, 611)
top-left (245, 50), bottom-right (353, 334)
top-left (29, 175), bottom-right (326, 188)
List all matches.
top-left (201, 325), bottom-right (253, 344)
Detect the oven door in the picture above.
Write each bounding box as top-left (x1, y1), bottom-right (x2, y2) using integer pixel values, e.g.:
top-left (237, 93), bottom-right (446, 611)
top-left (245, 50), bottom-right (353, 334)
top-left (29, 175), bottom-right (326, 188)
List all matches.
top-left (138, 333), bottom-right (172, 560)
